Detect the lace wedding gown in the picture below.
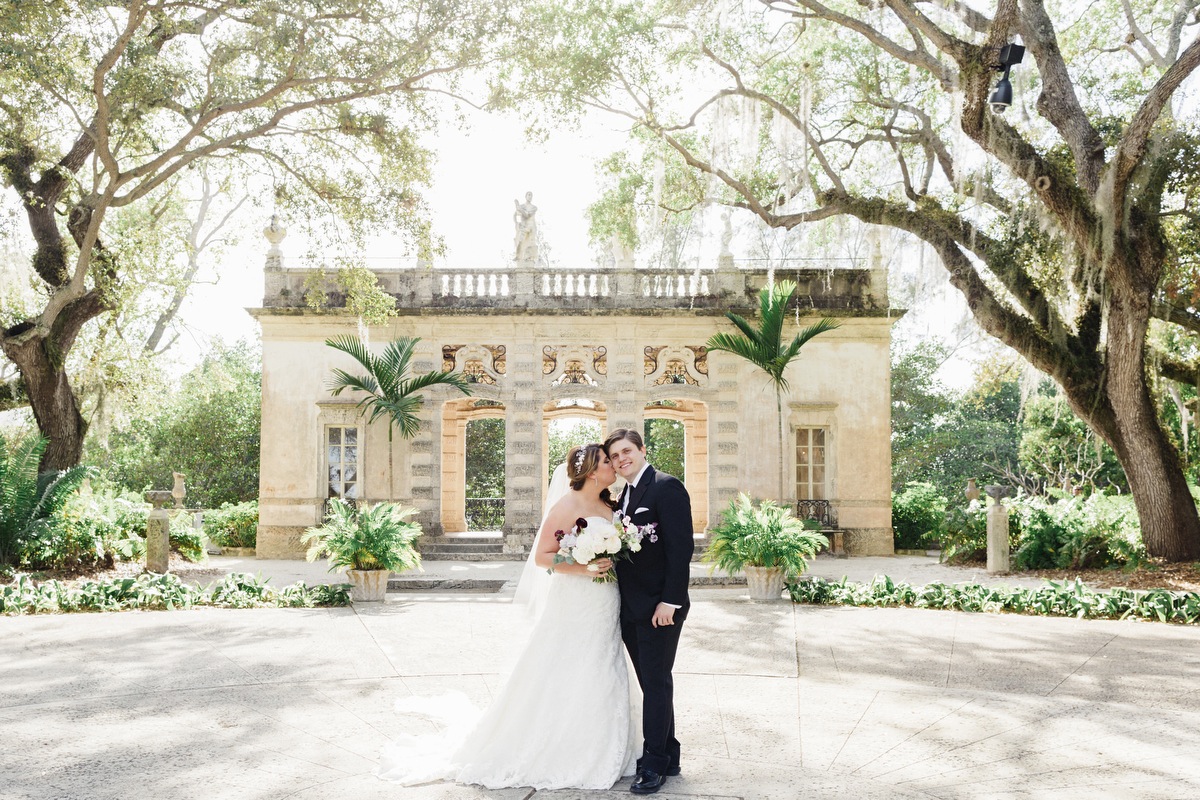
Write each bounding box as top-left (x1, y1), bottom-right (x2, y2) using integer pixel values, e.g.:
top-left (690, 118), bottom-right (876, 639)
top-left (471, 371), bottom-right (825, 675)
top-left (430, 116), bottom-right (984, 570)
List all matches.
top-left (378, 516), bottom-right (640, 791)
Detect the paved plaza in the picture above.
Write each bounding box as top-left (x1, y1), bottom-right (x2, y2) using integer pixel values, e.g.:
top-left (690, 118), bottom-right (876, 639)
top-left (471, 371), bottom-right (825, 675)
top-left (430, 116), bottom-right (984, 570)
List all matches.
top-left (2, 559), bottom-right (1199, 799)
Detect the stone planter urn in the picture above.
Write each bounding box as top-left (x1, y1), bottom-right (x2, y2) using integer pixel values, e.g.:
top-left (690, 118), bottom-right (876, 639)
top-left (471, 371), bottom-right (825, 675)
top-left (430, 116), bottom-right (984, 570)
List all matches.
top-left (347, 569), bottom-right (390, 602)
top-left (744, 565), bottom-right (786, 601)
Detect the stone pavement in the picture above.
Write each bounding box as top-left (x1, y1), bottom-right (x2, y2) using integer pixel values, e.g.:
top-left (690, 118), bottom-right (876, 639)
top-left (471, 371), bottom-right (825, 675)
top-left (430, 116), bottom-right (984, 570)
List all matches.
top-left (3, 571), bottom-right (1200, 800)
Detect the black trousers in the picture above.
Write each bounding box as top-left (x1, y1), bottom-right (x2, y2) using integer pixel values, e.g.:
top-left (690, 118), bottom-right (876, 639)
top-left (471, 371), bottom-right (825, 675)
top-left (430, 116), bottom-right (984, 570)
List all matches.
top-left (621, 616), bottom-right (684, 775)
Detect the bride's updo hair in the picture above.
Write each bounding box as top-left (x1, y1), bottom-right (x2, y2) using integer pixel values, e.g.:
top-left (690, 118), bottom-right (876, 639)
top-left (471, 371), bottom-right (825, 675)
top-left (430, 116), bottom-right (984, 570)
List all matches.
top-left (565, 443), bottom-right (616, 508)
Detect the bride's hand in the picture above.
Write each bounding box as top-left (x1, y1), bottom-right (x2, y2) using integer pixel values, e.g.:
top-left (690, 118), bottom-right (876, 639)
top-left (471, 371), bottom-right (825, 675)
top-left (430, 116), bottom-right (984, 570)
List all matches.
top-left (588, 558), bottom-right (614, 575)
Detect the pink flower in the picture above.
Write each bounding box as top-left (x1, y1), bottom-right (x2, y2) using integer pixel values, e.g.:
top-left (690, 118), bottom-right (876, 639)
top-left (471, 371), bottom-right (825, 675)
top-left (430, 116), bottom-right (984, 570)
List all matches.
top-left (649, 534), bottom-right (659, 543)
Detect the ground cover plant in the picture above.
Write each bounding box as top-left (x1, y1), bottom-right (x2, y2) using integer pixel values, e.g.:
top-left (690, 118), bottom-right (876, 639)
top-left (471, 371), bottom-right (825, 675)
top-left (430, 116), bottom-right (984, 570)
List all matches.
top-left (0, 572), bottom-right (349, 614)
top-left (787, 575), bottom-right (1200, 625)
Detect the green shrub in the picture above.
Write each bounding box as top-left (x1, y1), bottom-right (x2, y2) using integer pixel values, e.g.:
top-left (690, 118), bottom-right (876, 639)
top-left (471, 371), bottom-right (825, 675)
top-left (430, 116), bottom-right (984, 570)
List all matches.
top-left (203, 501), bottom-right (258, 548)
top-left (703, 493), bottom-right (828, 576)
top-left (0, 571), bottom-right (350, 614)
top-left (891, 482), bottom-right (947, 550)
top-left (940, 499), bottom-right (991, 563)
top-left (0, 433), bottom-right (95, 567)
top-left (1011, 494), bottom-right (1143, 570)
top-left (786, 575), bottom-right (1200, 624)
top-left (20, 484), bottom-right (145, 570)
top-left (169, 512), bottom-right (208, 563)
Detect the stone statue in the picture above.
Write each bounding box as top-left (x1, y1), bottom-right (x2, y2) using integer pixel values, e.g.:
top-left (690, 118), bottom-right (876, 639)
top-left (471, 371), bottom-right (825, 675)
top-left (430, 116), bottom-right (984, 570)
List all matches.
top-left (718, 210), bottom-right (734, 268)
top-left (513, 191), bottom-right (539, 264)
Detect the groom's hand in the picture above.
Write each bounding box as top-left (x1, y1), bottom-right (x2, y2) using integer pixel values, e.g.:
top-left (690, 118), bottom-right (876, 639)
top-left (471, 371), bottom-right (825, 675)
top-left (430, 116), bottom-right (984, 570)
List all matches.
top-left (651, 603), bottom-right (676, 628)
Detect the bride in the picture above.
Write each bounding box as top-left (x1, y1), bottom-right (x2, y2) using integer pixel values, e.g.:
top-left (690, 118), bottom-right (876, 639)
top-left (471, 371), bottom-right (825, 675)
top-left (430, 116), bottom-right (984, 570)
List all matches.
top-left (378, 443), bottom-right (640, 790)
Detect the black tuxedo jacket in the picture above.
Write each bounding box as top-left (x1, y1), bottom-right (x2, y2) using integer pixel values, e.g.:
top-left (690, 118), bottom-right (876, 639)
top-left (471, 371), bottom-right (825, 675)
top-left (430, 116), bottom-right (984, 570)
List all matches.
top-left (613, 465), bottom-right (694, 624)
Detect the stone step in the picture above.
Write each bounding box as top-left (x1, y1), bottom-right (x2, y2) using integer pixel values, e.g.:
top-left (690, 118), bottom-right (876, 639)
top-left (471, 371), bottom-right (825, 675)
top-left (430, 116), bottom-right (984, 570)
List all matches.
top-left (420, 543), bottom-right (505, 554)
top-left (417, 552), bottom-right (524, 562)
top-left (388, 577), bottom-right (510, 592)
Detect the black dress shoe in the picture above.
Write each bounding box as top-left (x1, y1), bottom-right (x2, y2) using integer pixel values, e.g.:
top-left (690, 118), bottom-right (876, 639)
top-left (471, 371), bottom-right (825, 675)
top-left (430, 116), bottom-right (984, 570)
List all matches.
top-left (630, 770), bottom-right (666, 794)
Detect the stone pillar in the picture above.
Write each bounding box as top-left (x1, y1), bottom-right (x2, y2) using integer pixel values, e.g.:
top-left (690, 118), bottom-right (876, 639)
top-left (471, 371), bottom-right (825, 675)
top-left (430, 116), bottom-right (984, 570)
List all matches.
top-left (709, 357), bottom-right (742, 516)
top-left (985, 485), bottom-right (1011, 574)
top-left (145, 490), bottom-right (173, 574)
top-left (504, 352), bottom-right (541, 553)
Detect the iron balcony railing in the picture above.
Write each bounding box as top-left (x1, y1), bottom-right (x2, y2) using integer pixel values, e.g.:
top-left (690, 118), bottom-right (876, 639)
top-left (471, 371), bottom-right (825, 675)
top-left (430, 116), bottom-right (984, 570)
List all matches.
top-left (796, 499), bottom-right (837, 529)
top-left (465, 497), bottom-right (505, 531)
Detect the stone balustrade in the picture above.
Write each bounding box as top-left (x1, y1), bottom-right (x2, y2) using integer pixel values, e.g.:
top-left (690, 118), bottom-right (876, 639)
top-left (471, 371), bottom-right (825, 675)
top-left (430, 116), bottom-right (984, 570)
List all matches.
top-left (263, 264), bottom-right (889, 314)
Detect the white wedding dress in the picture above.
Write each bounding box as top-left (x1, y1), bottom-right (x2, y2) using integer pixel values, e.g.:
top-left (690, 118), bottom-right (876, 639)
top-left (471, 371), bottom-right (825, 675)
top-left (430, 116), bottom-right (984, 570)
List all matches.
top-left (378, 515), bottom-right (640, 791)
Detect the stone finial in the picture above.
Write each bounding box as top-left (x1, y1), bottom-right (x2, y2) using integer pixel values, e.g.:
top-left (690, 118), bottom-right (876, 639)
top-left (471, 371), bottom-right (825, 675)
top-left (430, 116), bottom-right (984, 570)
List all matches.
top-left (171, 472), bottom-right (186, 509)
top-left (983, 484), bottom-right (1013, 503)
top-left (145, 490), bottom-right (174, 509)
top-left (263, 215), bottom-right (287, 260)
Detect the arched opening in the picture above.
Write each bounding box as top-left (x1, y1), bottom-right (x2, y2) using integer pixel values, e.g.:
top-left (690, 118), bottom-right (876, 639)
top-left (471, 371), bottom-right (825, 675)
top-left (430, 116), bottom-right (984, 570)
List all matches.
top-left (465, 414), bottom-right (505, 531)
top-left (441, 398), bottom-right (505, 533)
top-left (542, 398), bottom-right (607, 482)
top-left (644, 398), bottom-right (709, 532)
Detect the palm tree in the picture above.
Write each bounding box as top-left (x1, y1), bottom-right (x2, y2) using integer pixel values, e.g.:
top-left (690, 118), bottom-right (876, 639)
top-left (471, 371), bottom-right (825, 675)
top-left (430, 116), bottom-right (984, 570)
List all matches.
top-left (706, 280), bottom-right (839, 501)
top-left (325, 335), bottom-right (471, 497)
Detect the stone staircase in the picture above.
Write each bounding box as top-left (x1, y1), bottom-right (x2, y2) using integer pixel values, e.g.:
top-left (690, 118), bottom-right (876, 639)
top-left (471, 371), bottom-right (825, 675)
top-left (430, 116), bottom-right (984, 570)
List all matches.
top-left (417, 534), bottom-right (517, 562)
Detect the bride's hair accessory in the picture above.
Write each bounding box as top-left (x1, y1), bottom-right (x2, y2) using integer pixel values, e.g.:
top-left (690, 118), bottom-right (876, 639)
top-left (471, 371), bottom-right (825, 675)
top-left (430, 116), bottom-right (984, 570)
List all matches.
top-left (573, 448), bottom-right (587, 472)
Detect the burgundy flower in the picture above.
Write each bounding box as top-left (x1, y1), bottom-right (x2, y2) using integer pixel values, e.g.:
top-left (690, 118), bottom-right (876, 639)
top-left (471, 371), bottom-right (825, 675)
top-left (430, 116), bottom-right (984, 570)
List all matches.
top-left (575, 517), bottom-right (588, 530)
top-left (554, 529), bottom-right (566, 542)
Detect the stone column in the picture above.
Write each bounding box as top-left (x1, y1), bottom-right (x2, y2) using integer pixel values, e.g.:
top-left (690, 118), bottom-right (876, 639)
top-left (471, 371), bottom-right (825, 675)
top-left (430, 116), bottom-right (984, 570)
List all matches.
top-left (985, 485), bottom-right (1011, 574)
top-left (709, 358), bottom-right (742, 516)
top-left (145, 490), bottom-right (173, 574)
top-left (503, 349), bottom-right (541, 554)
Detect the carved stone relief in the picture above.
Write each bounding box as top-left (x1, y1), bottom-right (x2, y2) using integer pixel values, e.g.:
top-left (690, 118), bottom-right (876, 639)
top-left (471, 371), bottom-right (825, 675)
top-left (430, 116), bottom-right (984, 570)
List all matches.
top-left (644, 345), bottom-right (708, 387)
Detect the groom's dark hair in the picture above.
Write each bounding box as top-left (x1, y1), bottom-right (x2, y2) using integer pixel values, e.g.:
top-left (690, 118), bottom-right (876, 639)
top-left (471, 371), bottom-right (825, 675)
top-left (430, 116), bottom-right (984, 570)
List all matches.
top-left (603, 428), bottom-right (644, 453)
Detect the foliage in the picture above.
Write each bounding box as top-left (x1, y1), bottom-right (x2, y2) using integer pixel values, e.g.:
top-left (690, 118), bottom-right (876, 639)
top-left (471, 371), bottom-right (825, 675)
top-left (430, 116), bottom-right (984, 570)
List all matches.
top-left (547, 418), bottom-right (602, 482)
top-left (466, 417), bottom-right (506, 499)
top-left (536, 0), bottom-right (1200, 560)
top-left (0, 0), bottom-right (495, 468)
top-left (891, 346), bottom-right (1023, 495)
top-left (92, 340), bottom-right (261, 508)
top-left (326, 336), bottom-right (471, 441)
top-left (706, 280), bottom-right (838, 499)
top-left (644, 417), bottom-right (685, 481)
top-left (303, 265), bottom-right (398, 326)
top-left (1011, 495), bottom-right (1145, 571)
top-left (939, 500), bottom-right (994, 565)
top-left (203, 502), bottom-right (259, 549)
top-left (703, 493), bottom-right (827, 576)
top-left (168, 512), bottom-right (208, 564)
top-left (20, 483), bottom-right (146, 570)
top-left (891, 482), bottom-right (946, 551)
top-left (302, 499), bottom-right (423, 574)
top-left (1019, 390), bottom-right (1127, 493)
top-left (0, 572), bottom-right (349, 615)
top-left (786, 576), bottom-right (1200, 625)
top-left (0, 433), bottom-right (95, 567)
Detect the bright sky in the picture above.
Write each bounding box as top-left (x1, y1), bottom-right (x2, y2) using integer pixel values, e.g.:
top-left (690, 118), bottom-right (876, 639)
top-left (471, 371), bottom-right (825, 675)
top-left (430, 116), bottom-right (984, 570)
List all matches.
top-left (177, 106), bottom-right (635, 361)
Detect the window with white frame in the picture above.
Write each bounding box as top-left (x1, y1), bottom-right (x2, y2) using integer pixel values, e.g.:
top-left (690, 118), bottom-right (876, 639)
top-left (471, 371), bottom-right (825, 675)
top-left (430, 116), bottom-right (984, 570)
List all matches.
top-left (795, 427), bottom-right (827, 500)
top-left (327, 426), bottom-right (359, 500)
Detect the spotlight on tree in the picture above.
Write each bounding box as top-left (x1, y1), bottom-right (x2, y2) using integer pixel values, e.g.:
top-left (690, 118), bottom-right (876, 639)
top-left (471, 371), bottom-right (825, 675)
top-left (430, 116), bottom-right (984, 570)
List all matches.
top-left (988, 43), bottom-right (1025, 114)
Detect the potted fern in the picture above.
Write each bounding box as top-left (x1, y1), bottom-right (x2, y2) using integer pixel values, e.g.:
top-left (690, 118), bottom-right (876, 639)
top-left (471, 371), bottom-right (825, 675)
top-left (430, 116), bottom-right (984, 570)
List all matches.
top-left (703, 493), bottom-right (828, 601)
top-left (301, 499), bottom-right (423, 602)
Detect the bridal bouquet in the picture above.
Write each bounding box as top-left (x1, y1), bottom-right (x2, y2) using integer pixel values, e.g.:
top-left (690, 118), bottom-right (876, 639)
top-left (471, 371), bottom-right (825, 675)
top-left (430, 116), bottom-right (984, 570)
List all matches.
top-left (551, 515), bottom-right (656, 583)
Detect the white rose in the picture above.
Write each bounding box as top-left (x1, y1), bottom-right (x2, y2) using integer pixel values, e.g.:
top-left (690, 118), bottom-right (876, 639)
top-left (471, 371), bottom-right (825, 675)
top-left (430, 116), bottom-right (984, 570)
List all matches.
top-left (604, 535), bottom-right (621, 553)
top-left (629, 540), bottom-right (642, 553)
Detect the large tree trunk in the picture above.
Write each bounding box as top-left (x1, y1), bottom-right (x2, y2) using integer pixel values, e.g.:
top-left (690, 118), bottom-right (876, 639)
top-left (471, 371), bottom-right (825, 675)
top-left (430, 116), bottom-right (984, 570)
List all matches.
top-left (1065, 274), bottom-right (1200, 561)
top-left (1, 333), bottom-right (86, 471)
top-left (1, 290), bottom-right (108, 471)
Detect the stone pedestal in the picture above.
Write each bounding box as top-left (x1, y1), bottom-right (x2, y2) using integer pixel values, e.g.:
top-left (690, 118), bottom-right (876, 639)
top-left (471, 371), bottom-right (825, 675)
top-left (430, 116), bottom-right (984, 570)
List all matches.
top-left (986, 501), bottom-right (1010, 574)
top-left (144, 490), bottom-right (173, 574)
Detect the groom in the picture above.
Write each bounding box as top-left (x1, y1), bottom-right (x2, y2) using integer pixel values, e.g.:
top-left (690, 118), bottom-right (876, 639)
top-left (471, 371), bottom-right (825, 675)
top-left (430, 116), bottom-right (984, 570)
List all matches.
top-left (604, 428), bottom-right (693, 795)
